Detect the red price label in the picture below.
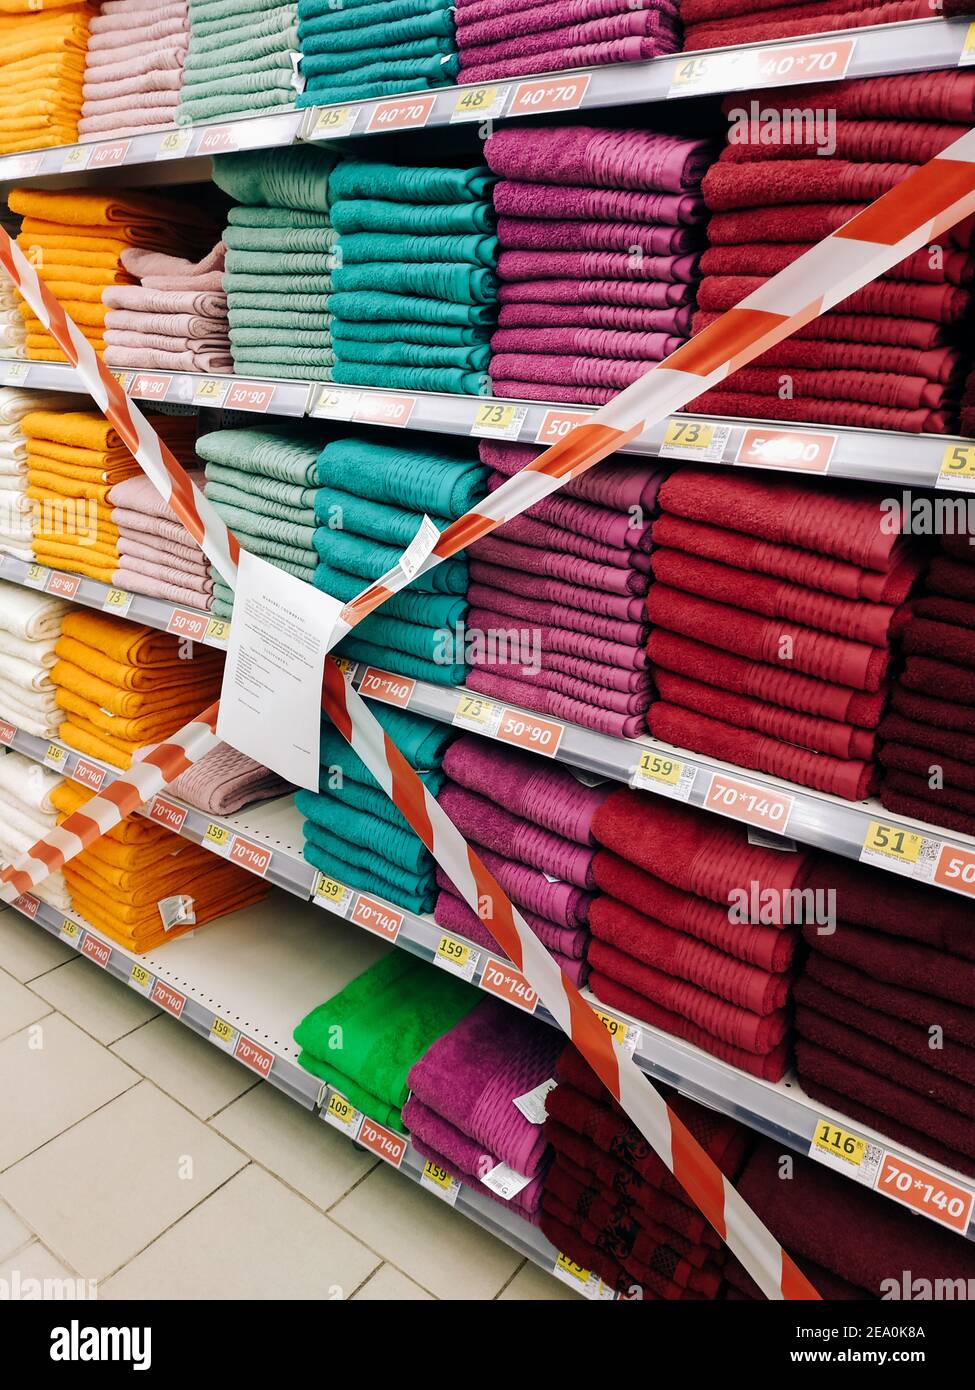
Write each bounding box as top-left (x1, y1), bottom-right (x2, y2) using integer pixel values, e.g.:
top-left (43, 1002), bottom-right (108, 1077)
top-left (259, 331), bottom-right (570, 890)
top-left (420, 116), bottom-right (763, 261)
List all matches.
top-left (497, 708), bottom-right (563, 758)
top-left (352, 894), bottom-right (403, 942)
top-left (534, 409), bottom-right (590, 446)
top-left (228, 835), bottom-right (272, 878)
top-left (151, 979), bottom-right (186, 1018)
top-left (934, 844), bottom-right (975, 897)
top-left (480, 958), bottom-right (538, 1014)
top-left (509, 74), bottom-right (591, 116)
top-left (735, 427), bottom-right (836, 474)
top-left (166, 608), bottom-right (208, 641)
top-left (90, 139), bottom-right (131, 168)
top-left (366, 94), bottom-right (436, 133)
top-left (359, 666), bottom-right (416, 709)
top-left (755, 36), bottom-right (855, 86)
top-left (197, 126), bottom-right (236, 154)
top-left (13, 893), bottom-right (39, 918)
top-left (705, 773), bottom-right (794, 836)
top-left (0, 721), bottom-right (15, 745)
top-left (130, 373), bottom-right (172, 401)
top-left (225, 382), bottom-right (276, 413)
top-left (149, 797), bottom-right (187, 833)
top-left (352, 394), bottom-right (416, 428)
top-left (234, 1033), bottom-right (274, 1079)
top-left (46, 572), bottom-right (80, 599)
top-left (357, 1116), bottom-right (407, 1167)
top-left (80, 933), bottom-right (111, 969)
top-left (878, 1154), bottom-right (974, 1233)
top-left (72, 758), bottom-right (106, 792)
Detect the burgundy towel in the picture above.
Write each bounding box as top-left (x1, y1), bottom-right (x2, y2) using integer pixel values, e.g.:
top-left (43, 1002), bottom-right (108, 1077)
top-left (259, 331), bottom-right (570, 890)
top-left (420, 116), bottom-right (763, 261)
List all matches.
top-left (901, 614), bottom-right (975, 671)
top-left (719, 68), bottom-right (975, 125)
top-left (891, 682), bottom-right (975, 733)
top-left (697, 273), bottom-right (970, 326)
top-left (880, 711), bottom-right (975, 767)
top-left (702, 159), bottom-right (915, 212)
top-left (686, 389), bottom-right (948, 435)
top-left (693, 305), bottom-right (951, 353)
top-left (700, 241), bottom-right (973, 290)
top-left (928, 555), bottom-right (975, 601)
top-left (721, 119), bottom-right (968, 169)
top-left (685, 0), bottom-right (936, 52)
top-left (493, 179), bottom-right (706, 228)
top-left (437, 782), bottom-right (597, 886)
top-left (496, 216), bottom-right (697, 255)
top-left (911, 594), bottom-right (975, 630)
top-left (725, 337), bottom-right (963, 385)
top-left (539, 1203), bottom-right (706, 1299)
top-left (805, 918), bottom-right (975, 1007)
top-left (881, 773), bottom-right (975, 836)
top-left (690, 363), bottom-right (947, 413)
top-left (882, 740), bottom-right (975, 793)
top-left (806, 951), bottom-right (975, 1050)
top-left (485, 125), bottom-right (714, 194)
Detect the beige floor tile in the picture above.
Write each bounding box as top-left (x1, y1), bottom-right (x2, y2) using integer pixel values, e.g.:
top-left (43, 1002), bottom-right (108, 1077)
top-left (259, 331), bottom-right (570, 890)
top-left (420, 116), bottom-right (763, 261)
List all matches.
top-left (110, 1015), bottom-right (257, 1119)
top-left (498, 1260), bottom-right (582, 1301)
top-left (352, 1263), bottom-right (434, 1301)
top-left (0, 1082), bottom-right (247, 1281)
top-left (210, 1082), bottom-right (376, 1211)
top-left (100, 1165), bottom-right (379, 1301)
top-left (30, 957), bottom-right (158, 1046)
top-left (330, 1162), bottom-right (521, 1300)
top-left (0, 1198), bottom-right (31, 1262)
top-left (0, 1241), bottom-right (85, 1292)
top-left (0, 966), bottom-right (51, 1040)
top-left (0, 911), bottom-right (74, 983)
top-left (0, 1013), bottom-right (135, 1170)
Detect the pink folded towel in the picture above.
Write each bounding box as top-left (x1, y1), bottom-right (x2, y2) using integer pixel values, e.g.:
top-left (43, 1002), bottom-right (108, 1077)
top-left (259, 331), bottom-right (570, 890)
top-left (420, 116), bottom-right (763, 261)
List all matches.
top-left (104, 346), bottom-right (235, 373)
top-left (486, 125), bottom-right (713, 194)
top-left (494, 180), bottom-right (706, 227)
top-left (103, 310), bottom-right (227, 339)
top-left (113, 553), bottom-right (213, 592)
top-left (121, 242), bottom-right (226, 290)
top-left (491, 511), bottom-right (650, 571)
top-left (79, 113), bottom-right (180, 139)
top-left (487, 469), bottom-right (653, 550)
top-left (111, 508), bottom-right (202, 550)
top-left (82, 70), bottom-right (184, 101)
top-left (467, 583), bottom-right (648, 648)
top-left (479, 660), bottom-right (653, 716)
top-left (490, 352), bottom-right (671, 391)
top-left (491, 328), bottom-right (681, 362)
top-left (439, 782), bottom-right (598, 887)
top-left (459, 4), bottom-right (674, 52)
top-left (102, 286), bottom-right (227, 318)
top-left (497, 216), bottom-right (697, 255)
top-left (469, 559), bottom-right (646, 621)
top-left (499, 279), bottom-right (693, 309)
top-left (461, 37), bottom-right (678, 84)
top-left (109, 471), bottom-right (204, 521)
top-left (455, 0), bottom-right (679, 37)
top-left (169, 740), bottom-right (289, 815)
top-left (498, 250), bottom-right (700, 285)
top-left (467, 668), bottom-right (648, 739)
top-left (112, 569), bottom-right (214, 611)
top-left (498, 302), bottom-right (693, 334)
top-left (117, 533), bottom-right (207, 570)
top-left (492, 380), bottom-right (616, 405)
top-left (82, 90), bottom-right (181, 116)
top-left (105, 329), bottom-right (230, 354)
top-left (470, 533), bottom-right (648, 596)
top-left (482, 441), bottom-right (664, 511)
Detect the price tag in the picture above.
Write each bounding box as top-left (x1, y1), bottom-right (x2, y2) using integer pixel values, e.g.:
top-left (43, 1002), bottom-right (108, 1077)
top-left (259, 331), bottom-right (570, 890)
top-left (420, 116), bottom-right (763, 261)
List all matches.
top-left (452, 692), bottom-right (502, 736)
top-left (80, 933), bottom-right (111, 969)
top-left (3, 362), bottom-right (31, 386)
top-left (202, 822), bottom-right (231, 855)
top-left (102, 587), bottom-right (134, 616)
top-left (753, 36), bottom-right (856, 86)
top-left (228, 835), bottom-right (272, 878)
top-left (508, 74), bottom-right (591, 116)
top-left (366, 93), bottom-right (436, 133)
top-left (735, 427), bottom-right (836, 474)
top-left (357, 1115), bottom-right (407, 1168)
top-left (351, 894), bottom-right (403, 942)
top-left (704, 773), bottom-right (794, 836)
top-left (939, 443), bottom-right (975, 490)
top-left (420, 1160), bottom-right (461, 1205)
top-left (962, 21), bottom-right (975, 66)
top-left (192, 377), bottom-right (231, 407)
top-left (43, 742), bottom-right (67, 771)
top-left (225, 381), bottom-right (276, 413)
top-left (59, 918), bottom-right (81, 943)
top-left (434, 933), bottom-right (479, 983)
top-left (470, 401), bottom-right (527, 441)
top-left (109, 369), bottom-right (133, 391)
top-left (311, 387), bottom-right (361, 420)
top-left (668, 49), bottom-right (758, 95)
top-left (71, 758), bottom-right (106, 793)
top-left (129, 963), bottom-right (155, 997)
top-left (497, 708), bottom-right (563, 758)
top-left (313, 873), bottom-right (354, 917)
top-left (451, 84), bottom-right (509, 123)
top-left (552, 1253), bottom-right (615, 1300)
top-left (323, 1091), bottom-right (363, 1138)
top-left (209, 1016), bottom-right (239, 1053)
top-left (45, 571), bottom-right (80, 600)
top-left (810, 1118), bottom-right (882, 1184)
top-left (130, 373), bottom-right (171, 401)
top-left (61, 145), bottom-right (92, 173)
top-left (310, 105), bottom-right (360, 139)
top-left (165, 608), bottom-right (208, 642)
top-left (205, 617), bottom-right (231, 645)
top-left (155, 128), bottom-right (193, 160)
top-left (860, 820), bottom-right (940, 881)
top-left (878, 1153), bottom-right (974, 1234)
top-left (148, 797), bottom-right (187, 834)
top-left (630, 750), bottom-right (695, 802)
top-left (352, 393), bottom-right (416, 428)
top-left (234, 1035), bottom-right (274, 1079)
top-left (196, 126), bottom-right (237, 155)
top-left (89, 140), bottom-right (131, 169)
top-left (0, 720), bottom-right (15, 745)
top-left (594, 1010), bottom-right (641, 1058)
top-left (358, 666), bottom-right (415, 709)
top-left (150, 979), bottom-right (186, 1018)
top-left (534, 408), bottom-right (590, 446)
top-left (659, 419), bottom-right (731, 463)
top-left (13, 894), bottom-right (39, 919)
top-left (24, 563), bottom-right (49, 590)
top-left (0, 155), bottom-right (42, 180)
top-left (934, 843), bottom-right (975, 898)
top-left (480, 958), bottom-right (538, 1014)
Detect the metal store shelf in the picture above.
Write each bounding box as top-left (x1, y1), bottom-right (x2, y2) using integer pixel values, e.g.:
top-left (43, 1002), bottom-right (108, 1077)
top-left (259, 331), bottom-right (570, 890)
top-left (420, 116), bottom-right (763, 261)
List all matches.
top-left (6, 356), bottom-right (971, 489)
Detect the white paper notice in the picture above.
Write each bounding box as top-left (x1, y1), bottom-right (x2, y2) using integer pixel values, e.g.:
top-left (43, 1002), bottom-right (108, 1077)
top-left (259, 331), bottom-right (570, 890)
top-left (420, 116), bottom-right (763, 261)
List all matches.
top-left (217, 551), bottom-right (341, 791)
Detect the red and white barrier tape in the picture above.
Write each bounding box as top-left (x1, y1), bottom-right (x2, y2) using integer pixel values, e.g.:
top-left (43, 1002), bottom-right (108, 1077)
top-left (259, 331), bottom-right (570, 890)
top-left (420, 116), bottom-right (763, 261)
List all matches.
top-left (4, 131), bottom-right (975, 1297)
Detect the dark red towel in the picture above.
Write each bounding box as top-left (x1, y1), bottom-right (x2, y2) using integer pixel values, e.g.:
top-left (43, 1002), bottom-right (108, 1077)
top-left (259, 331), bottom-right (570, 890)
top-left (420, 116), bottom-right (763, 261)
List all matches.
top-left (807, 951), bottom-right (975, 1048)
top-left (539, 1206), bottom-right (704, 1299)
top-left (881, 772), bottom-right (975, 836)
top-left (700, 241), bottom-right (972, 289)
top-left (725, 1254), bottom-right (870, 1302)
top-left (697, 273), bottom-right (970, 326)
top-left (699, 363), bottom-right (947, 411)
top-left (686, 389), bottom-right (948, 435)
top-left (942, 531), bottom-right (975, 564)
top-left (693, 306), bottom-right (949, 351)
top-left (718, 70), bottom-right (975, 125)
top-left (928, 555), bottom-right (975, 601)
top-left (721, 336), bottom-right (961, 385)
top-left (703, 160), bottom-right (916, 212)
top-left (880, 711), bottom-right (975, 767)
top-left (891, 682), bottom-right (975, 734)
top-left (647, 629), bottom-right (889, 728)
top-left (805, 919), bottom-right (975, 1007)
top-left (686, 0), bottom-right (933, 52)
top-left (720, 119), bottom-right (968, 169)
top-left (882, 740), bottom-right (975, 792)
top-left (900, 653), bottom-right (975, 702)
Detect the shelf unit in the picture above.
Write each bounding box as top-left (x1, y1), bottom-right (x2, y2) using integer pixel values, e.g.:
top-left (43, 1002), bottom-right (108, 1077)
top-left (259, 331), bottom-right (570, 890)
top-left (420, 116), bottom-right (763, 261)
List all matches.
top-left (4, 717), bottom-right (975, 1243)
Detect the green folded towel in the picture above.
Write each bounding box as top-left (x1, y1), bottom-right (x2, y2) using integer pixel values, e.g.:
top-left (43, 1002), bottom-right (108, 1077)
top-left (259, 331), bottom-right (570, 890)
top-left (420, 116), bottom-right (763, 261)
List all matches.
top-left (299, 792), bottom-right (429, 875)
top-left (331, 361), bottom-right (489, 395)
top-left (229, 307), bottom-right (331, 333)
top-left (178, 90), bottom-right (296, 123)
top-left (197, 428), bottom-right (321, 485)
top-left (230, 327), bottom-right (333, 348)
top-left (224, 225), bottom-right (339, 254)
top-left (315, 437), bottom-right (486, 515)
top-left (230, 344), bottom-right (335, 368)
top-left (332, 262), bottom-right (495, 305)
top-left (314, 565), bottom-right (466, 630)
top-left (227, 293), bottom-right (331, 315)
top-left (204, 462), bottom-right (318, 512)
top-left (227, 206), bottom-right (332, 229)
top-left (300, 57), bottom-right (458, 103)
top-left (340, 232), bottom-right (497, 268)
top-left (332, 320), bottom-right (489, 347)
top-left (225, 249), bottom-right (336, 276)
top-left (185, 47), bottom-right (296, 81)
top-left (313, 529), bottom-right (466, 593)
top-left (320, 703), bottom-right (454, 779)
top-left (224, 273), bottom-right (331, 296)
top-left (328, 160), bottom-right (491, 206)
top-left (215, 535), bottom-right (316, 575)
top-left (330, 200), bottom-right (495, 237)
top-left (191, 9), bottom-right (298, 56)
top-left (301, 834), bottom-right (436, 916)
top-left (206, 480), bottom-right (316, 528)
top-left (218, 503), bottom-right (317, 551)
top-left (329, 290), bottom-right (495, 326)
top-left (233, 360), bottom-right (332, 381)
top-left (333, 338), bottom-right (491, 371)
top-left (212, 146), bottom-right (337, 212)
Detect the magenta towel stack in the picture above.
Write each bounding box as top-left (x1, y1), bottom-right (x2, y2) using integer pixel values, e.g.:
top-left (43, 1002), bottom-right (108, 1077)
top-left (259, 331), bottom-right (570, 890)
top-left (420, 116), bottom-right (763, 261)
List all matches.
top-left (78, 0), bottom-right (189, 142)
top-left (483, 124), bottom-right (712, 404)
top-left (434, 734), bottom-right (613, 985)
top-left (464, 440), bottom-right (664, 738)
top-left (107, 470), bottom-right (215, 612)
top-left (102, 243), bottom-right (231, 376)
top-left (455, 0), bottom-right (683, 84)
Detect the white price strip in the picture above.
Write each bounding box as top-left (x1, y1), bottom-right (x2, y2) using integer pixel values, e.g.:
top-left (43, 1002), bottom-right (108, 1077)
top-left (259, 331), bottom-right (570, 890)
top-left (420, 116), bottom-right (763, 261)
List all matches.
top-left (859, 821), bottom-right (942, 881)
top-left (470, 401), bottom-right (527, 441)
top-left (420, 1160), bottom-right (461, 1205)
top-left (659, 419), bottom-right (731, 462)
top-left (434, 933), bottom-right (480, 983)
top-left (630, 750), bottom-right (695, 802)
top-left (322, 1091), bottom-right (363, 1138)
top-left (451, 85), bottom-right (509, 123)
top-left (313, 874), bottom-right (354, 917)
top-left (452, 692), bottom-right (502, 736)
top-left (810, 1118), bottom-right (883, 1186)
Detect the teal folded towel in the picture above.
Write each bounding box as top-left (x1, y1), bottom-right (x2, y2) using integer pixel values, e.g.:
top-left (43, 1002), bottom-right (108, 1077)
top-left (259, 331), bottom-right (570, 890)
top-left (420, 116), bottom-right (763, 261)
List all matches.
top-left (329, 291), bottom-right (495, 326)
top-left (301, 35), bottom-right (446, 71)
top-left (331, 362), bottom-right (489, 395)
top-left (300, 57), bottom-right (458, 102)
top-left (330, 200), bottom-right (495, 237)
top-left (314, 565), bottom-right (466, 629)
top-left (340, 232), bottom-right (497, 268)
top-left (312, 529), bottom-right (467, 593)
top-left (230, 327), bottom-right (333, 348)
top-left (227, 207), bottom-right (332, 229)
top-left (299, 792), bottom-right (429, 875)
top-left (337, 636), bottom-right (463, 686)
top-left (299, 0), bottom-right (441, 15)
top-left (301, 11), bottom-right (452, 57)
top-left (332, 262), bottom-right (495, 305)
top-left (347, 611), bottom-right (467, 683)
top-left (315, 437), bottom-right (486, 515)
top-left (320, 703), bottom-right (454, 777)
top-left (197, 428), bottom-right (321, 485)
top-left (331, 338), bottom-right (490, 371)
top-left (328, 161), bottom-right (491, 206)
top-left (225, 250), bottom-right (336, 275)
top-left (315, 488), bottom-right (449, 548)
top-left (300, 833), bottom-right (435, 914)
top-left (312, 773), bottom-right (425, 831)
top-left (224, 226), bottom-right (339, 254)
top-left (212, 146), bottom-right (337, 211)
top-left (332, 320), bottom-right (489, 347)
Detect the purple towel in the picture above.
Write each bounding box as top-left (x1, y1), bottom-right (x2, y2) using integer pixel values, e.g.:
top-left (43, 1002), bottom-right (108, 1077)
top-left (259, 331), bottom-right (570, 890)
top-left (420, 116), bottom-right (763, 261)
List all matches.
top-left (485, 125), bottom-right (714, 195)
top-left (467, 668), bottom-right (648, 738)
top-left (499, 278), bottom-right (693, 309)
top-left (460, 37), bottom-right (677, 84)
top-left (468, 611), bottom-right (650, 685)
top-left (497, 301), bottom-right (693, 334)
top-left (488, 469), bottom-right (653, 550)
top-left (494, 180), bottom-right (707, 228)
top-left (490, 352), bottom-right (672, 391)
top-left (170, 741), bottom-right (290, 814)
top-left (436, 848), bottom-right (593, 929)
top-left (458, 3), bottom-right (676, 51)
top-left (469, 533), bottom-right (648, 596)
top-left (434, 885), bottom-right (588, 962)
top-left (497, 216), bottom-right (697, 255)
top-left (469, 560), bottom-right (646, 621)
top-left (491, 512), bottom-right (651, 570)
top-left (467, 585), bottom-right (648, 649)
top-left (478, 660), bottom-right (653, 716)
top-left (406, 1124), bottom-right (544, 1222)
top-left (438, 783), bottom-right (598, 886)
top-left (491, 326), bottom-right (682, 362)
top-left (455, 0), bottom-right (680, 31)
top-left (498, 249), bottom-right (700, 285)
top-left (492, 379), bottom-right (618, 404)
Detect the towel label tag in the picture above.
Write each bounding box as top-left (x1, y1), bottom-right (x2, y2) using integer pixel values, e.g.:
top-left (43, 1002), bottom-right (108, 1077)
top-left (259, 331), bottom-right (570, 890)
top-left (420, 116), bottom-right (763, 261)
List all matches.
top-left (470, 401), bottom-right (526, 441)
top-left (452, 693), bottom-right (502, 736)
top-left (102, 587), bottom-right (134, 617)
top-left (659, 419), bottom-right (731, 463)
top-left (0, 721), bottom-right (15, 745)
top-left (735, 427), bottom-right (836, 474)
top-left (366, 94), bottom-right (436, 134)
top-left (308, 106), bottom-right (361, 140)
top-left (508, 74), bottom-right (591, 117)
top-left (480, 958), bottom-right (538, 1014)
top-left (128, 963), bottom-right (155, 997)
top-left (351, 894), bottom-right (403, 942)
top-left (451, 85), bottom-right (509, 123)
top-left (876, 1153), bottom-right (974, 1234)
top-left (313, 874), bottom-right (354, 917)
top-left (668, 36), bottom-right (854, 96)
top-left (289, 50), bottom-right (305, 94)
top-left (420, 1161), bottom-right (461, 1205)
top-left (480, 1162), bottom-right (532, 1201)
top-left (704, 773), bottom-right (794, 836)
top-left (630, 750), bottom-right (695, 803)
top-left (45, 571), bottom-right (80, 601)
top-left (12, 893), bottom-right (38, 919)
top-left (151, 979), bottom-right (186, 1018)
top-left (497, 708), bottom-right (564, 758)
top-left (209, 1015), bottom-right (239, 1052)
top-left (513, 1078), bottom-right (557, 1125)
top-left (72, 758), bottom-right (106, 793)
top-left (399, 515), bottom-right (440, 583)
top-left (552, 1254), bottom-right (616, 1300)
top-left (155, 128), bottom-right (194, 161)
top-left (938, 443), bottom-right (975, 490)
top-left (359, 667), bottom-right (416, 709)
top-left (534, 409), bottom-right (591, 446)
top-left (23, 563), bottom-right (49, 590)
top-left (322, 1090), bottom-right (363, 1140)
top-left (80, 932), bottom-right (112, 970)
top-left (311, 387), bottom-right (361, 421)
top-left (810, 1119), bottom-right (884, 1186)
top-left (358, 1116), bottom-right (407, 1168)
top-left (434, 933), bottom-right (480, 983)
top-left (60, 145), bottom-right (92, 174)
top-left (158, 895), bottom-right (196, 932)
top-left (196, 127), bottom-right (237, 156)
top-left (860, 821), bottom-right (941, 881)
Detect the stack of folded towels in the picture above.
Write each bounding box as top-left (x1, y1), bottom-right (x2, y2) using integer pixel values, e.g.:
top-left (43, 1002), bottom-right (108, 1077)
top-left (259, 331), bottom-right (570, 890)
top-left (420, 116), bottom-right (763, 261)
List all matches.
top-left (169, 741), bottom-right (290, 814)
top-left (50, 778), bottom-right (267, 952)
top-left (103, 242), bottom-right (230, 375)
top-left (404, 998), bottom-right (564, 1225)
top-left (197, 425), bottom-right (321, 619)
top-left (483, 124), bottom-right (710, 404)
top-left (327, 157), bottom-right (497, 396)
top-left (541, 1045), bottom-right (750, 1297)
top-left (296, 704), bottom-right (455, 914)
top-left (294, 953), bottom-right (479, 1133)
top-left (0, 580), bottom-right (68, 740)
top-left (434, 736), bottom-right (611, 986)
top-left (50, 609), bottom-right (224, 769)
top-left (681, 0), bottom-right (935, 51)
top-left (647, 467), bottom-right (925, 800)
top-left (178, 0), bottom-right (299, 126)
top-left (466, 442), bottom-right (662, 737)
top-left (0, 1), bottom-right (92, 156)
top-left (795, 854), bottom-right (975, 1178)
top-left (0, 752), bottom-right (70, 913)
top-left (456, 0), bottom-right (682, 83)
top-left (107, 471), bottom-right (214, 612)
top-left (22, 408), bottom-right (199, 585)
top-left (878, 530), bottom-right (975, 834)
top-left (0, 387), bottom-right (78, 561)
top-left (0, 277), bottom-right (26, 362)
top-left (294, 0), bottom-right (459, 108)
top-left (690, 72), bottom-right (975, 433)
top-left (589, 791), bottom-right (805, 1080)
top-left (11, 187), bottom-right (218, 363)
top-left (314, 435), bottom-right (488, 685)
top-left (727, 1140), bottom-right (975, 1301)
top-left (78, 0), bottom-right (189, 142)
top-left (212, 147), bottom-right (338, 382)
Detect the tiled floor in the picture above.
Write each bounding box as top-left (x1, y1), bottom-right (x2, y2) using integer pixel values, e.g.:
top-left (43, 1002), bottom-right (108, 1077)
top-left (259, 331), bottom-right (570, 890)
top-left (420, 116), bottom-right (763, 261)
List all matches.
top-left (0, 907), bottom-right (578, 1301)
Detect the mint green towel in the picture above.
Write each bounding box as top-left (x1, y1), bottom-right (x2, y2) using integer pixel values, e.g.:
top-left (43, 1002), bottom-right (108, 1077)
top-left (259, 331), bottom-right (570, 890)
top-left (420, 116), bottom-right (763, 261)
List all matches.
top-left (313, 529), bottom-right (466, 593)
top-left (204, 462), bottom-right (317, 512)
top-left (230, 344), bottom-right (335, 368)
top-left (186, 20), bottom-right (297, 66)
top-left (190, 10), bottom-right (297, 55)
top-left (233, 360), bottom-right (332, 381)
top-left (314, 564), bottom-right (466, 629)
top-left (185, 48), bottom-right (296, 80)
top-left (333, 320), bottom-right (489, 347)
top-left (197, 428), bottom-right (321, 485)
top-left (225, 250), bottom-right (336, 275)
top-left (331, 362), bottom-right (489, 395)
top-left (299, 791), bottom-right (429, 875)
top-left (227, 292), bottom-right (330, 314)
top-left (315, 437), bottom-right (486, 515)
top-left (340, 232), bottom-right (497, 268)
top-left (223, 273), bottom-right (330, 296)
top-left (206, 480), bottom-right (316, 528)
top-left (212, 146), bottom-right (337, 211)
top-left (332, 338), bottom-right (490, 371)
top-left (332, 262), bottom-right (495, 305)
top-left (328, 160), bottom-right (491, 206)
top-left (229, 307), bottom-right (331, 333)
top-left (230, 327), bottom-right (333, 348)
top-left (227, 207), bottom-right (332, 229)
top-left (224, 226), bottom-right (338, 254)
top-left (329, 290), bottom-right (494, 327)
top-left (321, 703), bottom-right (454, 778)
top-left (301, 834), bottom-right (435, 917)
top-left (331, 200), bottom-right (495, 237)
top-left (217, 503), bottom-right (317, 551)
top-left (179, 91), bottom-right (296, 122)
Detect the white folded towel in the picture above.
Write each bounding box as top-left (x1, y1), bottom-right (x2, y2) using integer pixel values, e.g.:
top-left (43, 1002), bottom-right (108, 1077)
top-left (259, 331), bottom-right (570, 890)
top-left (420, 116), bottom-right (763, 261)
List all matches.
top-left (0, 749), bottom-right (63, 815)
top-left (0, 650), bottom-right (54, 692)
top-left (0, 577), bottom-right (69, 640)
top-left (0, 628), bottom-right (58, 667)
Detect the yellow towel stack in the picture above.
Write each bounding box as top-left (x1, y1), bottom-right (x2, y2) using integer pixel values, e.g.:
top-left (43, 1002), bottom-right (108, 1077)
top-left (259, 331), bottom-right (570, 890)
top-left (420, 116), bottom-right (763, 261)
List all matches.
top-left (0, 2), bottom-right (95, 156)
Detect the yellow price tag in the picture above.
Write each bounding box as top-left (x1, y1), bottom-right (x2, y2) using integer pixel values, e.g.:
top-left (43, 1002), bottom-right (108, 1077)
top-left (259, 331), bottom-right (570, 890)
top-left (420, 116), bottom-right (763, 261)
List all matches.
top-left (44, 743), bottom-right (66, 766)
top-left (422, 1161), bottom-right (454, 1191)
top-left (110, 369), bottom-right (132, 387)
top-left (940, 443), bottom-right (975, 480)
top-left (210, 1017), bottom-right (236, 1045)
top-left (456, 694), bottom-right (493, 725)
top-left (436, 934), bottom-right (471, 970)
top-left (455, 86), bottom-right (499, 113)
top-left (555, 1253), bottom-right (591, 1285)
top-left (636, 751), bottom-right (683, 786)
top-left (963, 20), bottom-right (975, 62)
top-left (203, 822), bottom-right (231, 850)
top-left (104, 587), bottom-right (131, 609)
top-left (812, 1118), bottom-right (868, 1169)
top-left (130, 964), bottom-right (152, 990)
top-left (25, 563), bottom-right (45, 583)
top-left (594, 1010), bottom-right (629, 1047)
top-left (325, 1092), bottom-right (359, 1130)
top-left (315, 875), bottom-right (346, 903)
top-left (60, 918), bottom-right (80, 940)
top-left (158, 129), bottom-right (190, 153)
top-left (663, 419), bottom-right (717, 451)
top-left (863, 820), bottom-right (923, 865)
top-left (474, 402), bottom-right (515, 430)
top-left (205, 618), bottom-right (231, 643)
top-left (197, 379), bottom-right (221, 398)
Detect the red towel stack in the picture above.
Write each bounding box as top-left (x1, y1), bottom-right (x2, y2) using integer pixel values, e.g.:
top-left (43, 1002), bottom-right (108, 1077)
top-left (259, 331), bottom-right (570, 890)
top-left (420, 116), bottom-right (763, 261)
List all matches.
top-left (682, 0), bottom-right (935, 51)
top-left (589, 789), bottom-right (808, 1081)
top-left (879, 531), bottom-right (975, 835)
top-left (646, 466), bottom-right (926, 800)
top-left (540, 1044), bottom-right (751, 1298)
top-left (795, 852), bottom-right (975, 1178)
top-left (688, 72), bottom-right (975, 433)
top-left (726, 1140), bottom-right (975, 1300)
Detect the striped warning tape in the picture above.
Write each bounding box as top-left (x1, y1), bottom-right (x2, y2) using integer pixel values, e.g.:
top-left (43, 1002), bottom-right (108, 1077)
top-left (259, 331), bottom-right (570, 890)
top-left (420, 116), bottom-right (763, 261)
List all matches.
top-left (4, 130), bottom-right (975, 1297)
